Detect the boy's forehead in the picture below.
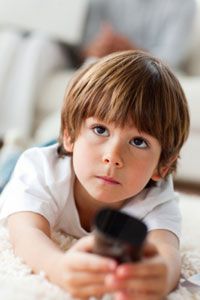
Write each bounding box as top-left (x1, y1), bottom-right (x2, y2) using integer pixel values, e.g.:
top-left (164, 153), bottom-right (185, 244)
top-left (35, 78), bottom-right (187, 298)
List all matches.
top-left (84, 116), bottom-right (134, 127)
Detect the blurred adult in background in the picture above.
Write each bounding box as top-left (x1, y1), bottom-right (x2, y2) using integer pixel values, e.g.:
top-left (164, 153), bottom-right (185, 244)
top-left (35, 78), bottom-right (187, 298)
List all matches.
top-left (80, 0), bottom-right (196, 69)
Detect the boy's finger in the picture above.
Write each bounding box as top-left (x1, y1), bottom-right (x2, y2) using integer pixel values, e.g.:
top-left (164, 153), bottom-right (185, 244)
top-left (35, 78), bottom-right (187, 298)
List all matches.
top-left (63, 270), bottom-right (108, 287)
top-left (67, 283), bottom-right (114, 299)
top-left (115, 290), bottom-right (161, 300)
top-left (65, 251), bottom-right (117, 272)
top-left (142, 242), bottom-right (158, 257)
top-left (70, 235), bottom-right (94, 251)
top-left (115, 259), bottom-right (167, 278)
top-left (106, 275), bottom-right (166, 294)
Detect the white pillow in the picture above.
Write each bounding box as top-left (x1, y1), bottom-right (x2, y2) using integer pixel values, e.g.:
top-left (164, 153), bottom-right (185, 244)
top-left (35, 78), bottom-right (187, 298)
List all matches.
top-left (34, 70), bottom-right (75, 131)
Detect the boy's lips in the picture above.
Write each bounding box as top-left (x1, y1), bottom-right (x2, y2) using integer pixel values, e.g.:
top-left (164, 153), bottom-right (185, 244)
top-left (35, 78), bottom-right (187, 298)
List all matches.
top-left (95, 176), bottom-right (120, 185)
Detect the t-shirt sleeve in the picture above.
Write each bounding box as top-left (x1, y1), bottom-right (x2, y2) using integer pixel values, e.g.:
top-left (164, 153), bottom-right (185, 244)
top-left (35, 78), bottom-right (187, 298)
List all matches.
top-left (143, 198), bottom-right (182, 240)
top-left (0, 147), bottom-right (68, 227)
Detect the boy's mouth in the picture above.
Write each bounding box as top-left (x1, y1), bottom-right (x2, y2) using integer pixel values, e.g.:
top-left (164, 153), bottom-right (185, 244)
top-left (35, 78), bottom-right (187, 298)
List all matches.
top-left (95, 176), bottom-right (120, 185)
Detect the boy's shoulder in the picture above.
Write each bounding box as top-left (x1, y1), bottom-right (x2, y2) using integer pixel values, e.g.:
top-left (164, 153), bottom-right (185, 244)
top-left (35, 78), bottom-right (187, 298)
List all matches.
top-left (21, 143), bottom-right (59, 158)
top-left (20, 143), bottom-right (65, 165)
top-left (14, 144), bottom-right (72, 184)
top-left (122, 175), bottom-right (178, 219)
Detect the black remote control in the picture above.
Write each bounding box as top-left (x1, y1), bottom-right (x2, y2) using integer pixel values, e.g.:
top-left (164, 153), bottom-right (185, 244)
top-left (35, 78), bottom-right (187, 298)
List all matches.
top-left (92, 208), bottom-right (148, 263)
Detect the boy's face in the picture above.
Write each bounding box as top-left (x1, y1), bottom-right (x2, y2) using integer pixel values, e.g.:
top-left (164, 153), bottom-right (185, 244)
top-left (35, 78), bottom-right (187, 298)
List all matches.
top-left (64, 117), bottom-right (165, 209)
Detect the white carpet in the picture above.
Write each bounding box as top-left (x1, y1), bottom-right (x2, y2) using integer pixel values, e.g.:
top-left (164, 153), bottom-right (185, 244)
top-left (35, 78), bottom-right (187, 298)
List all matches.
top-left (0, 193), bottom-right (200, 299)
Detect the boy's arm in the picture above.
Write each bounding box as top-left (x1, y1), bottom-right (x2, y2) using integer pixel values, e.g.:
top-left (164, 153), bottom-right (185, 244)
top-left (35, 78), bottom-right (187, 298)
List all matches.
top-left (148, 229), bottom-right (181, 293)
top-left (7, 212), bottom-right (117, 298)
top-left (7, 212), bottom-right (64, 280)
top-left (104, 229), bottom-right (180, 299)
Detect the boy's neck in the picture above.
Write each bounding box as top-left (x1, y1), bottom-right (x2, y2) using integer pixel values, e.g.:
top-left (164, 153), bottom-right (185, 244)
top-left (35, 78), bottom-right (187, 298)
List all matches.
top-left (73, 178), bottom-right (102, 232)
top-left (73, 177), bottom-right (123, 232)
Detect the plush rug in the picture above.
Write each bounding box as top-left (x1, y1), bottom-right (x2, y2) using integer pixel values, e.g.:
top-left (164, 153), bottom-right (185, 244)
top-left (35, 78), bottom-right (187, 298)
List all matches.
top-left (0, 192), bottom-right (200, 299)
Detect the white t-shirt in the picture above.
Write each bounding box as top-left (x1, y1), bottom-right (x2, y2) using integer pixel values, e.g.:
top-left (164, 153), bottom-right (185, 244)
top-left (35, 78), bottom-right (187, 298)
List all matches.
top-left (0, 144), bottom-right (181, 239)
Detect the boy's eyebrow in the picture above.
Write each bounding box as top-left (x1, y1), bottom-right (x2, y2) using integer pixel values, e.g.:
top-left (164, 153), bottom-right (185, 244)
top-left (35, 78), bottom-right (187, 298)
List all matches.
top-left (135, 131), bottom-right (159, 142)
top-left (85, 118), bottom-right (158, 141)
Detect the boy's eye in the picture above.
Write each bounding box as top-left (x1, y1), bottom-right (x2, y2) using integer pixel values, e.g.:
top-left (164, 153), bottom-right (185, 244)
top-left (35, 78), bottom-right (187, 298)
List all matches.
top-left (92, 125), bottom-right (109, 136)
top-left (130, 137), bottom-right (148, 149)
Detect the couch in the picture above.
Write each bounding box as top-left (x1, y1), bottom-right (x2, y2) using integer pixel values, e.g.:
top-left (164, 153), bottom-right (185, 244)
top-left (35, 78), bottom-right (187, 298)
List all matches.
top-left (0, 0), bottom-right (199, 185)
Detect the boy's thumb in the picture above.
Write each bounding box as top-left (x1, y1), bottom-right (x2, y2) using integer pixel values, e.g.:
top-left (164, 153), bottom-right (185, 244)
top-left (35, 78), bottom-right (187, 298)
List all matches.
top-left (142, 242), bottom-right (158, 258)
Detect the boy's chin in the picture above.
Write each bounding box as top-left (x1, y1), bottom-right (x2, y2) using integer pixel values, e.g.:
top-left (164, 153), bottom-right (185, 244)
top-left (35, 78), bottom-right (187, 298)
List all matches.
top-left (89, 192), bottom-right (126, 209)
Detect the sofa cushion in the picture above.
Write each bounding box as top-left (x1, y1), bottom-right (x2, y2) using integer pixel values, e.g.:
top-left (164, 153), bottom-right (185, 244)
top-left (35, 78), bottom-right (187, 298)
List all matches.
top-left (0, 0), bottom-right (89, 45)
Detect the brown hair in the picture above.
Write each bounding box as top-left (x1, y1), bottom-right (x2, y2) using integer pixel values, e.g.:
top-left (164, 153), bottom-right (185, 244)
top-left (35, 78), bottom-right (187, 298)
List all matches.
top-left (58, 50), bottom-right (190, 177)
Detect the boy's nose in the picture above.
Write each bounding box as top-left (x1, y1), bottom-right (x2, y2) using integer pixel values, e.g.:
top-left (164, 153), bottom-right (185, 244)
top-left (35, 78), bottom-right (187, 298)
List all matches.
top-left (102, 149), bottom-right (123, 168)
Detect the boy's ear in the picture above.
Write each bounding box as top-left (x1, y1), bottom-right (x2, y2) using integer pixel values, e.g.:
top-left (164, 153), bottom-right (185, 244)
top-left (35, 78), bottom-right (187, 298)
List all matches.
top-left (63, 130), bottom-right (74, 152)
top-left (151, 155), bottom-right (178, 181)
top-left (151, 165), bottom-right (170, 181)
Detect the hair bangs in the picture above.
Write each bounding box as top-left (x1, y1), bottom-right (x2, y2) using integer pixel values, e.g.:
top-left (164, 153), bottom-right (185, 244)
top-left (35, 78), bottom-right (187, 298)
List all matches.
top-left (75, 67), bottom-right (166, 142)
top-left (58, 50), bottom-right (190, 176)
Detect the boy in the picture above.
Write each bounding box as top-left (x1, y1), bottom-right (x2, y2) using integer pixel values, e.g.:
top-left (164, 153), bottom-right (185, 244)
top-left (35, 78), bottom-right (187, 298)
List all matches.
top-left (0, 50), bottom-right (189, 299)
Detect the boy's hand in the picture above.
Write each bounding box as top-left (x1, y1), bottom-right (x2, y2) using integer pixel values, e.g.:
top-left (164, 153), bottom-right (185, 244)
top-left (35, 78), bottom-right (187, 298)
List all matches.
top-left (105, 243), bottom-right (168, 300)
top-left (55, 236), bottom-right (117, 299)
top-left (53, 238), bottom-right (168, 299)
